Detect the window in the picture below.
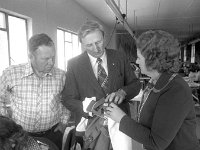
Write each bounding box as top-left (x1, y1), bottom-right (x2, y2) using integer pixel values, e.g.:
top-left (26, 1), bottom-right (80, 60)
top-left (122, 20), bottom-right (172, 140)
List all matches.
top-left (191, 44), bottom-right (195, 63)
top-left (57, 29), bottom-right (81, 71)
top-left (0, 11), bottom-right (28, 75)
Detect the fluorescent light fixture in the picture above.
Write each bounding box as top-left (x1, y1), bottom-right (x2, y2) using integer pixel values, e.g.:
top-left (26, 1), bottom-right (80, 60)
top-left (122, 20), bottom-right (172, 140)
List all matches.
top-left (105, 0), bottom-right (135, 39)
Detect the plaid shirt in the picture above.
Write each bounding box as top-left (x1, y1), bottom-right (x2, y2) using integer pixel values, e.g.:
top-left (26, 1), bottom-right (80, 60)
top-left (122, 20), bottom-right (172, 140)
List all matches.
top-left (0, 63), bottom-right (70, 132)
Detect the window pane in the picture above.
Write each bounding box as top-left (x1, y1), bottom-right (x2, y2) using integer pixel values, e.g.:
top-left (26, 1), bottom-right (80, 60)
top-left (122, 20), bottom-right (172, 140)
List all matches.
top-left (0, 12), bottom-right (6, 28)
top-left (65, 32), bottom-right (71, 42)
top-left (57, 29), bottom-right (65, 70)
top-left (65, 42), bottom-right (72, 70)
top-left (8, 15), bottom-right (28, 65)
top-left (72, 34), bottom-right (81, 56)
top-left (0, 30), bottom-right (9, 75)
top-left (57, 29), bottom-right (81, 71)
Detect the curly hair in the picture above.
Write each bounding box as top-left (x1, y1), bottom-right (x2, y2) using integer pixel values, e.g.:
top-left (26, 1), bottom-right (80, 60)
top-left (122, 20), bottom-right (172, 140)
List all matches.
top-left (0, 116), bottom-right (28, 150)
top-left (136, 30), bottom-right (180, 73)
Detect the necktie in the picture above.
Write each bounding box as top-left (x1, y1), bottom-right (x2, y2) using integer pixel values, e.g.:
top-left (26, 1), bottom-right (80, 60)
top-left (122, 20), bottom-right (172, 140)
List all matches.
top-left (97, 58), bottom-right (109, 94)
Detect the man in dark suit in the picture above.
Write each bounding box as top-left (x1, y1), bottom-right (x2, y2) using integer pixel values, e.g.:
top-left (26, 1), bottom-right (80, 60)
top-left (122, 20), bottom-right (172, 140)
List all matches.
top-left (61, 20), bottom-right (141, 150)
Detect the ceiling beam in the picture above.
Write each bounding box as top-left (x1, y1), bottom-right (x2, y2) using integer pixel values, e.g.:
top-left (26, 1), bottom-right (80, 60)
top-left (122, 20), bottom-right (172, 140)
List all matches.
top-left (105, 0), bottom-right (135, 40)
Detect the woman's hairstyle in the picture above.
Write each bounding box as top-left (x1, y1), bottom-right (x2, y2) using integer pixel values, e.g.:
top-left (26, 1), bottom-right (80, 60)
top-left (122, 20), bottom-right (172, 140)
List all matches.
top-left (28, 33), bottom-right (54, 54)
top-left (78, 20), bottom-right (104, 43)
top-left (136, 30), bottom-right (180, 73)
top-left (0, 116), bottom-right (28, 150)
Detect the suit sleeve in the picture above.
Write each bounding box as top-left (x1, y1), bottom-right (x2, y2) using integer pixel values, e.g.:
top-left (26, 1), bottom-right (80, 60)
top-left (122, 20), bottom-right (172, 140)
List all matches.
top-left (119, 81), bottom-right (193, 150)
top-left (61, 61), bottom-right (86, 125)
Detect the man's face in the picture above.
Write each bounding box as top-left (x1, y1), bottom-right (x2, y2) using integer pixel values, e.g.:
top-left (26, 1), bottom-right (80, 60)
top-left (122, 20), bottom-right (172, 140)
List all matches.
top-left (81, 30), bottom-right (104, 58)
top-left (30, 45), bottom-right (55, 74)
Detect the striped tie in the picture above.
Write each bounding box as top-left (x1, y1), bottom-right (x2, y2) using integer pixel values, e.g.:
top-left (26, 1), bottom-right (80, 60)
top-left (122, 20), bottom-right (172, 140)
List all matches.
top-left (97, 58), bottom-right (109, 94)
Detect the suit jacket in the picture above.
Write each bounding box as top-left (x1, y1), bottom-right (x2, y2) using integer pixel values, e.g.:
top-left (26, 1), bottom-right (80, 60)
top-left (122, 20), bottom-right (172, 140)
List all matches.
top-left (119, 73), bottom-right (200, 150)
top-left (62, 49), bottom-right (141, 125)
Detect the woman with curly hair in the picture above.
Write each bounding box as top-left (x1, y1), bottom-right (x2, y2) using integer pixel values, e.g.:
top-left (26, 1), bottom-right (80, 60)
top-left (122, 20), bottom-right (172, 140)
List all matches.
top-left (0, 116), bottom-right (42, 150)
top-left (106, 30), bottom-right (200, 150)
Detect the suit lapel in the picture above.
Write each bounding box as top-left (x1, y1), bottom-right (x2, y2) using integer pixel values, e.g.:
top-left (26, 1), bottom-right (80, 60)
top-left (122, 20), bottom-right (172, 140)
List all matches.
top-left (80, 52), bottom-right (105, 94)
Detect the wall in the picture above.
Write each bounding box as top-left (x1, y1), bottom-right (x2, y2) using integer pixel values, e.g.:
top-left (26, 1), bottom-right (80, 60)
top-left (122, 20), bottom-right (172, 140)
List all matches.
top-left (0, 0), bottom-right (116, 63)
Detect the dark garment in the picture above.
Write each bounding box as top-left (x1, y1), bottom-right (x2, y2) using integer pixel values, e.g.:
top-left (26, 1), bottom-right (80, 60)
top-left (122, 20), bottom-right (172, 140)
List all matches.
top-left (62, 49), bottom-right (141, 125)
top-left (61, 49), bottom-right (141, 150)
top-left (28, 124), bottom-right (62, 150)
top-left (119, 73), bottom-right (200, 150)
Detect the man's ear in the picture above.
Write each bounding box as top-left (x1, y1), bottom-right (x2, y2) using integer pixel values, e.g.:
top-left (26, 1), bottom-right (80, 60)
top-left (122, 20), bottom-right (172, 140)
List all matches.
top-left (28, 53), bottom-right (33, 59)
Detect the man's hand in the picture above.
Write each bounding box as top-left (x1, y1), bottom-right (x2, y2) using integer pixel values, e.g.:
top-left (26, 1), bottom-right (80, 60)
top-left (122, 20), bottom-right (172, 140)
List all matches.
top-left (105, 103), bottom-right (126, 123)
top-left (105, 89), bottom-right (126, 104)
top-left (54, 122), bottom-right (67, 133)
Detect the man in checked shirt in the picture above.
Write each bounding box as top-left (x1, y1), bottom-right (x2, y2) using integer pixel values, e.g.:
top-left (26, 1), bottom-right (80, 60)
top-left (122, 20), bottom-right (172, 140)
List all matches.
top-left (0, 33), bottom-right (70, 150)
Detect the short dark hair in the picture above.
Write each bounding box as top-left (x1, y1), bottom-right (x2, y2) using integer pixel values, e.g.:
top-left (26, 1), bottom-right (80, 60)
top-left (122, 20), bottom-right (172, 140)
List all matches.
top-left (78, 20), bottom-right (104, 43)
top-left (137, 30), bottom-right (180, 73)
top-left (28, 33), bottom-right (54, 54)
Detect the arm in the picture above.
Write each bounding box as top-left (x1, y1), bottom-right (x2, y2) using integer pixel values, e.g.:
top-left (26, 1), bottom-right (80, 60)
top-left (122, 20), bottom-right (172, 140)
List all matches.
top-left (105, 52), bottom-right (141, 104)
top-left (61, 61), bottom-right (86, 125)
top-left (54, 103), bottom-right (72, 133)
top-left (59, 72), bottom-right (71, 125)
top-left (0, 69), bottom-right (11, 116)
top-left (119, 81), bottom-right (193, 150)
top-left (54, 72), bottom-right (72, 132)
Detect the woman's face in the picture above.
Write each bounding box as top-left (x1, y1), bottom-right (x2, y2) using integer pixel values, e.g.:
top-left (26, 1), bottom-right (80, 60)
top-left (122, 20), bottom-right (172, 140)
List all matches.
top-left (136, 49), bottom-right (149, 76)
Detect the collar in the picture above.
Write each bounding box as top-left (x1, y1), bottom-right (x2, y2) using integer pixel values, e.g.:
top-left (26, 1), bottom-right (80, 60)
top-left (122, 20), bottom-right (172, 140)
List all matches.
top-left (23, 63), bottom-right (34, 77)
top-left (22, 63), bottom-right (54, 78)
top-left (87, 50), bottom-right (107, 66)
top-left (149, 73), bottom-right (161, 85)
top-left (153, 73), bottom-right (177, 93)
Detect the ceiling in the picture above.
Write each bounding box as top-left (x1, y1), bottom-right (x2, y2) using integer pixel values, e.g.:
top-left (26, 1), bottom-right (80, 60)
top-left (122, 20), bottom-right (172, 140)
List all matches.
top-left (75, 0), bottom-right (200, 44)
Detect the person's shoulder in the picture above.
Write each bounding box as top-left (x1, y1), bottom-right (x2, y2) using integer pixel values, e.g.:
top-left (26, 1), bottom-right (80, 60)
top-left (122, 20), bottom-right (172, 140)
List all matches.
top-left (52, 67), bottom-right (66, 78)
top-left (5, 63), bottom-right (27, 70)
top-left (106, 49), bottom-right (126, 58)
top-left (68, 52), bottom-right (86, 66)
top-left (53, 67), bottom-right (65, 74)
top-left (2, 63), bottom-right (27, 74)
top-left (171, 74), bottom-right (191, 92)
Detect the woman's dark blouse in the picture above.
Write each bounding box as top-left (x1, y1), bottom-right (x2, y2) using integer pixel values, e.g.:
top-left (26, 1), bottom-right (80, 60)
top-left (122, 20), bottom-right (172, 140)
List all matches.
top-left (119, 73), bottom-right (200, 150)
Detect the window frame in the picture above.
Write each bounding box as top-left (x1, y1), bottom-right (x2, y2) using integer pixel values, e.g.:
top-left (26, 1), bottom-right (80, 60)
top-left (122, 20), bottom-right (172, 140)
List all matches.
top-left (57, 28), bottom-right (81, 71)
top-left (0, 10), bottom-right (28, 66)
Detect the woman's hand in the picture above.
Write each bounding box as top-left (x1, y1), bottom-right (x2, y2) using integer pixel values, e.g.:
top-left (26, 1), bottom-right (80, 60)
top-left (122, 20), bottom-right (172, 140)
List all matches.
top-left (105, 103), bottom-right (126, 123)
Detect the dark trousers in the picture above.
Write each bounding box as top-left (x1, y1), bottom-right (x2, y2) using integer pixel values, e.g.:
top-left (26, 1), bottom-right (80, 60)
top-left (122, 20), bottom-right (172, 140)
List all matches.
top-left (28, 124), bottom-right (63, 150)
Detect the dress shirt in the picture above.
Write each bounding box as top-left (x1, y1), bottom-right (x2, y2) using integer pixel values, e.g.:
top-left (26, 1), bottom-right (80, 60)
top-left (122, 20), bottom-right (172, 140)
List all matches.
top-left (0, 63), bottom-right (70, 132)
top-left (88, 51), bottom-right (108, 78)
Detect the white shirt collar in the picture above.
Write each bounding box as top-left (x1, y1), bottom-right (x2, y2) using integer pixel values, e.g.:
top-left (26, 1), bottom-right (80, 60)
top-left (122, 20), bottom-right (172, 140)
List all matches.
top-left (87, 51), bottom-right (107, 66)
top-left (87, 51), bottom-right (108, 77)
